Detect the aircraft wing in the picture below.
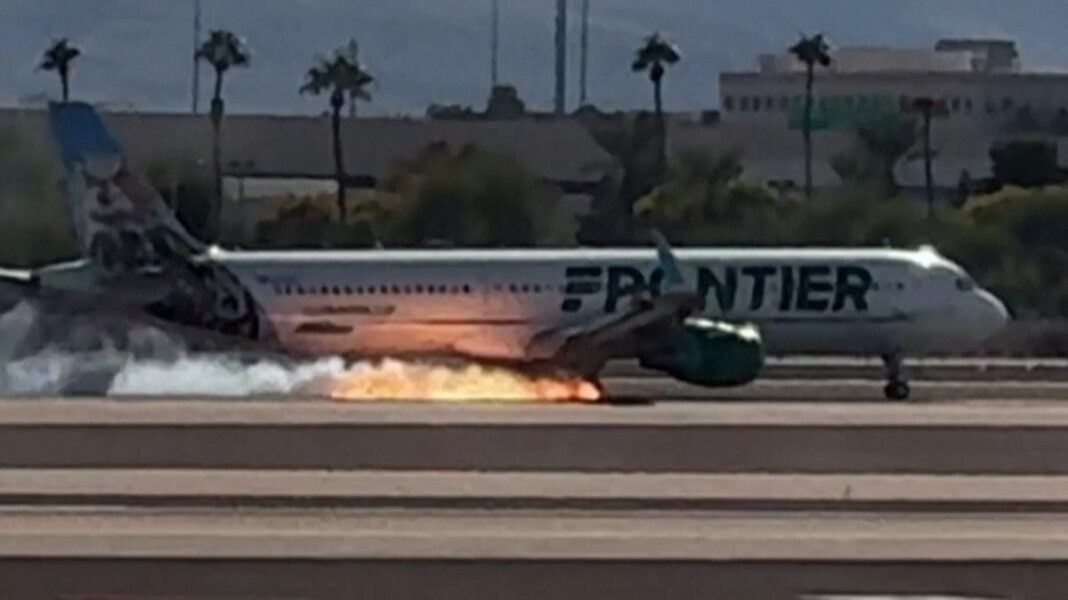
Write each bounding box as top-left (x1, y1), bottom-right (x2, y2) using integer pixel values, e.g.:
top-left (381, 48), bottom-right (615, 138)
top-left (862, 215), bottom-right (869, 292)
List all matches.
top-left (525, 234), bottom-right (704, 376)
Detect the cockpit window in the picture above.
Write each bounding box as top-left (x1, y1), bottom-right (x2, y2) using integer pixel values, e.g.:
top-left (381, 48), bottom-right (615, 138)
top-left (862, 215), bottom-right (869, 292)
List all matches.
top-left (956, 277), bottom-right (976, 292)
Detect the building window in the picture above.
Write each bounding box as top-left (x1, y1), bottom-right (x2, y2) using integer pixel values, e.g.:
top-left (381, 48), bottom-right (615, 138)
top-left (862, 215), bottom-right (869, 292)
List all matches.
top-left (739, 96), bottom-right (749, 111)
top-left (1002, 97), bottom-right (1014, 111)
top-left (724, 96), bottom-right (734, 111)
top-left (964, 98), bottom-right (973, 113)
top-left (764, 96), bottom-right (774, 110)
top-left (751, 96), bottom-right (761, 111)
top-left (951, 97), bottom-right (961, 112)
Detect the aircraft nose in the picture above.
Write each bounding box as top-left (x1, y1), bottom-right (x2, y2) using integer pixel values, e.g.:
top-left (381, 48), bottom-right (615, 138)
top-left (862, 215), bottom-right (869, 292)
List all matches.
top-left (972, 289), bottom-right (1010, 342)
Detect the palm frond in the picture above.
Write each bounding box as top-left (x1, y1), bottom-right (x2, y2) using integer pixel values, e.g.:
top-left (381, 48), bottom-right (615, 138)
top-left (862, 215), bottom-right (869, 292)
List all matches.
top-left (197, 29), bottom-right (252, 71)
top-left (301, 41), bottom-right (375, 103)
top-left (39, 38), bottom-right (80, 72)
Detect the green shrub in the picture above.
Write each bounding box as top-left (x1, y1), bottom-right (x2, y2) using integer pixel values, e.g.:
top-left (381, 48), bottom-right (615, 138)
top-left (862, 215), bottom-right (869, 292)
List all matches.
top-left (380, 144), bottom-right (573, 247)
top-left (0, 121), bottom-right (78, 266)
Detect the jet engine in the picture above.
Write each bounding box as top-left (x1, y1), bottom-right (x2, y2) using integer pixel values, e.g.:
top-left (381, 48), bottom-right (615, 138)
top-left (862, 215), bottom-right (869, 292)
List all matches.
top-left (639, 318), bottom-right (764, 387)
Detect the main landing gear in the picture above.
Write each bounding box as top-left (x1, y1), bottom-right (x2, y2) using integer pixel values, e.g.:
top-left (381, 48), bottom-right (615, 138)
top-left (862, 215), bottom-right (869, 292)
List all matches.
top-left (882, 352), bottom-right (910, 401)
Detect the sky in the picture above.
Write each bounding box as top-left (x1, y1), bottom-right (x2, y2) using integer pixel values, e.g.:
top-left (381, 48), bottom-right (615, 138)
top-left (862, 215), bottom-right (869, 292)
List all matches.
top-left (2, 0), bottom-right (1068, 116)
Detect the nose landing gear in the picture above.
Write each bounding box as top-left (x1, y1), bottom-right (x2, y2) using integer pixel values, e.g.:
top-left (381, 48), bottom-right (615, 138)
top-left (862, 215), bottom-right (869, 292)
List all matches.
top-left (882, 352), bottom-right (910, 400)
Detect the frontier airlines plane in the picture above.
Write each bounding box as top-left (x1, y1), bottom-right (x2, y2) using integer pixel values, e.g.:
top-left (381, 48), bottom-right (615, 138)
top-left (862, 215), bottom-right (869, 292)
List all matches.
top-left (0, 104), bottom-right (1009, 400)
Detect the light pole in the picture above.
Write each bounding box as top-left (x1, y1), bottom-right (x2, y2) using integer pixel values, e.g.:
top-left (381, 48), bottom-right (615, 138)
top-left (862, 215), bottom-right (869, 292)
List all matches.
top-left (910, 97), bottom-right (948, 220)
top-left (191, 0), bottom-right (202, 113)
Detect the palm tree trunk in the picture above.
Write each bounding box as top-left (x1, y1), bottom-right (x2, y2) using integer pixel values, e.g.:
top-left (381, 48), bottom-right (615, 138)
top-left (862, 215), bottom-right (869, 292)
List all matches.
top-left (60, 66), bottom-right (70, 103)
top-left (654, 78), bottom-right (666, 178)
top-left (923, 110), bottom-right (934, 220)
top-left (208, 70), bottom-right (225, 243)
top-left (332, 104), bottom-right (347, 221)
top-left (803, 63), bottom-right (814, 200)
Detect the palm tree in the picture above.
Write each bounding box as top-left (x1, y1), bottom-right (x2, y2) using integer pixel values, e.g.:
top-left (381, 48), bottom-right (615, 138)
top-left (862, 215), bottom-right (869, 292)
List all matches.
top-left (39, 38), bottom-right (81, 103)
top-left (300, 42), bottom-right (374, 220)
top-left (196, 29), bottom-right (251, 243)
top-left (788, 33), bottom-right (832, 199)
top-left (340, 39), bottom-right (369, 119)
top-left (631, 33), bottom-right (681, 177)
top-left (910, 97), bottom-right (949, 220)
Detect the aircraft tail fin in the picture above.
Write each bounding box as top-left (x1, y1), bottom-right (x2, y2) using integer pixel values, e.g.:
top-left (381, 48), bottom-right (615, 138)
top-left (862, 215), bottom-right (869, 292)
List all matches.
top-left (651, 230), bottom-right (686, 292)
top-left (48, 102), bottom-right (205, 274)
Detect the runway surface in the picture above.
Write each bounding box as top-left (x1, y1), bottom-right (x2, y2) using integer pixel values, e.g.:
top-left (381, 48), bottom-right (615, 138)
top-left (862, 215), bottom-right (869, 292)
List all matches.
top-left (5, 393), bottom-right (1068, 473)
top-left (2, 375), bottom-right (1068, 599)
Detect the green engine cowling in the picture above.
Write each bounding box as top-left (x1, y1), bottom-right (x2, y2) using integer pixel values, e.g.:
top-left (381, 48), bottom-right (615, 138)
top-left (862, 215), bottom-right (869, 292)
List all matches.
top-left (639, 318), bottom-right (764, 387)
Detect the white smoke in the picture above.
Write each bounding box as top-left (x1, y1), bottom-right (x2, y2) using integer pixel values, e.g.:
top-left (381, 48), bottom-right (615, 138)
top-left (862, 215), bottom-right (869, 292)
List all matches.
top-left (0, 302), bottom-right (600, 402)
top-left (106, 355), bottom-right (346, 397)
top-left (0, 301), bottom-right (343, 398)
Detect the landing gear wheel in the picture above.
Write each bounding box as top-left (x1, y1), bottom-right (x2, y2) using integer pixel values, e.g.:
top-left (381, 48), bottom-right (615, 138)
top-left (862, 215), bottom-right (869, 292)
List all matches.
top-left (884, 381), bottom-right (910, 401)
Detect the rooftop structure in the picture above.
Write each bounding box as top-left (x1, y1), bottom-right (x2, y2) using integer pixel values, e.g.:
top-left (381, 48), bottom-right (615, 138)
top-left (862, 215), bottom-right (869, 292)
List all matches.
top-left (721, 39), bottom-right (1066, 132)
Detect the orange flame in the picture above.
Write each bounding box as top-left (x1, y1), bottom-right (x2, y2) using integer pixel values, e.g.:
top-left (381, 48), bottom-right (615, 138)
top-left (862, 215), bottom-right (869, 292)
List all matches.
top-left (326, 359), bottom-right (602, 403)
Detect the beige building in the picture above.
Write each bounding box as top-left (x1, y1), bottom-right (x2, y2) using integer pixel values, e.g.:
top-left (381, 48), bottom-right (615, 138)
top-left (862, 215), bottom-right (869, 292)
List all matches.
top-left (705, 39), bottom-right (1068, 190)
top-left (0, 109), bottom-right (615, 237)
top-left (720, 40), bottom-right (1068, 132)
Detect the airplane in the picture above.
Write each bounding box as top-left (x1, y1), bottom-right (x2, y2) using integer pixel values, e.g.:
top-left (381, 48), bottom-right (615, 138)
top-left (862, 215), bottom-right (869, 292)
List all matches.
top-left (0, 102), bottom-right (1010, 401)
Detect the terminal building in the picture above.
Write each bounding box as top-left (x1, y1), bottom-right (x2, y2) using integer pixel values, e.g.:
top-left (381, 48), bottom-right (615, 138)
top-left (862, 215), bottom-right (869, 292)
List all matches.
top-left (719, 39), bottom-right (1068, 133)
top-left (697, 39), bottom-right (1068, 191)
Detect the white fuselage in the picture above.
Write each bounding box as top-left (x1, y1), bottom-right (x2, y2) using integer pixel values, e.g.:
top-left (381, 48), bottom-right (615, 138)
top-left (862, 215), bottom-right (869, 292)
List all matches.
top-left (215, 247), bottom-right (1009, 361)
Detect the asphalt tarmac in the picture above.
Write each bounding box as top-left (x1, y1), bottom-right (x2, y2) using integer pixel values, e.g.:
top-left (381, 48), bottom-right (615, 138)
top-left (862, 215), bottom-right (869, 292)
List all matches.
top-left (2, 376), bottom-right (1068, 599)
top-left (4, 391), bottom-right (1068, 473)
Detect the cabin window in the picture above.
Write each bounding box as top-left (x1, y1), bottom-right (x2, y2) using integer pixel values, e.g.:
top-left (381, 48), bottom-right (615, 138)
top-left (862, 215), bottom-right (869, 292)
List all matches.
top-left (956, 277), bottom-right (975, 292)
